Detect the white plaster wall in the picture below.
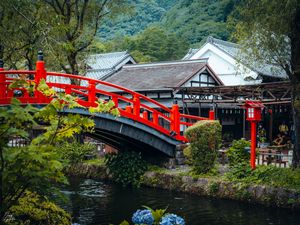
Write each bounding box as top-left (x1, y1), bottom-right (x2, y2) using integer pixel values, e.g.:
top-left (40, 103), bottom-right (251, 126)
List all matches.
top-left (190, 44), bottom-right (262, 85)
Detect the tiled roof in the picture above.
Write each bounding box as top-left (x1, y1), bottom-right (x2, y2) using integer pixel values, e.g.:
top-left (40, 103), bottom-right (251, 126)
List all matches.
top-left (102, 59), bottom-right (214, 92)
top-left (183, 36), bottom-right (287, 79)
top-left (182, 48), bottom-right (199, 60)
top-left (85, 51), bottom-right (135, 80)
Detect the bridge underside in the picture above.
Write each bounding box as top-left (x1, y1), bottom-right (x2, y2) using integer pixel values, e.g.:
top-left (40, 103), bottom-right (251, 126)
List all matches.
top-left (68, 109), bottom-right (182, 157)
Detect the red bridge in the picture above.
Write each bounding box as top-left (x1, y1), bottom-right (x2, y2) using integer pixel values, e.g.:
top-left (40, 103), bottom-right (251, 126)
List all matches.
top-left (0, 54), bottom-right (214, 156)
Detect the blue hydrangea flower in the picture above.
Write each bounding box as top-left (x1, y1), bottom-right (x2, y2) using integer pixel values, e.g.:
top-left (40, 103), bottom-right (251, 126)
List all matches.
top-left (132, 209), bottom-right (154, 225)
top-left (159, 214), bottom-right (185, 225)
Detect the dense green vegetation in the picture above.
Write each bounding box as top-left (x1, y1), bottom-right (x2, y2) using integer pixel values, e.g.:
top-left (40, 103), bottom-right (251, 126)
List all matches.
top-left (8, 191), bottom-right (71, 225)
top-left (0, 79), bottom-right (118, 223)
top-left (226, 139), bottom-right (250, 166)
top-left (100, 0), bottom-right (237, 49)
top-left (105, 151), bottom-right (148, 187)
top-left (184, 120), bottom-right (222, 174)
top-left (99, 0), bottom-right (176, 40)
top-left (100, 26), bottom-right (189, 62)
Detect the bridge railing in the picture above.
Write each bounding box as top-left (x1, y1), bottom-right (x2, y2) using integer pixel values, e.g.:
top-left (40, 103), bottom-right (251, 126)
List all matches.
top-left (0, 54), bottom-right (214, 142)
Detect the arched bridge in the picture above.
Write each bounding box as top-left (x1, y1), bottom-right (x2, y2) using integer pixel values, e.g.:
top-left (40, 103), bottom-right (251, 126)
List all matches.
top-left (0, 55), bottom-right (214, 156)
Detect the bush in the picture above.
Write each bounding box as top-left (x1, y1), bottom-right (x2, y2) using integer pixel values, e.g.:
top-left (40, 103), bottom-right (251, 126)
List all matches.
top-left (184, 120), bottom-right (221, 174)
top-left (55, 141), bottom-right (97, 165)
top-left (225, 162), bottom-right (252, 180)
top-left (7, 191), bottom-right (71, 225)
top-left (182, 145), bottom-right (192, 165)
top-left (225, 164), bottom-right (300, 190)
top-left (226, 139), bottom-right (250, 166)
top-left (105, 151), bottom-right (148, 187)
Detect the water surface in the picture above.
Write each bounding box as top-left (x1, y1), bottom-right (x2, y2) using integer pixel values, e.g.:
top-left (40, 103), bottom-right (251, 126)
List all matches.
top-left (57, 178), bottom-right (300, 225)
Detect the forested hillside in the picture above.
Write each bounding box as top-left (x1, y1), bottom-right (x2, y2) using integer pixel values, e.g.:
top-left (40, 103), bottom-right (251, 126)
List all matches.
top-left (98, 0), bottom-right (237, 61)
top-left (99, 0), bottom-right (176, 40)
top-left (100, 0), bottom-right (236, 44)
top-left (161, 0), bottom-right (236, 45)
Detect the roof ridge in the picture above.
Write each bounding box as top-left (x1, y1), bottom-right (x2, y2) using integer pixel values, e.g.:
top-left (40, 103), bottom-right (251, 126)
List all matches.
top-left (89, 51), bottom-right (128, 58)
top-left (122, 59), bottom-right (208, 68)
top-left (207, 36), bottom-right (239, 48)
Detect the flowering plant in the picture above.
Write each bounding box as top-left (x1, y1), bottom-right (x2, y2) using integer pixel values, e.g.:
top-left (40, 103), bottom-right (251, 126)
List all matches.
top-left (117, 206), bottom-right (185, 225)
top-left (132, 209), bottom-right (154, 225)
top-left (159, 214), bottom-right (185, 225)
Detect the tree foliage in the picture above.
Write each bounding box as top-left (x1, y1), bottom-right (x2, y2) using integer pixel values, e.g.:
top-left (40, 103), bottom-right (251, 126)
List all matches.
top-left (101, 26), bottom-right (189, 62)
top-left (8, 191), bottom-right (71, 225)
top-left (0, 79), bottom-right (119, 222)
top-left (0, 0), bottom-right (129, 74)
top-left (161, 0), bottom-right (237, 45)
top-left (230, 0), bottom-right (300, 167)
top-left (105, 151), bottom-right (147, 187)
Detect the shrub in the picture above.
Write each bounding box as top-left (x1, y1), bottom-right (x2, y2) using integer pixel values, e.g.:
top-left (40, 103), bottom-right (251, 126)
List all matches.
top-left (226, 139), bottom-right (250, 166)
top-left (105, 151), bottom-right (148, 187)
top-left (7, 191), bottom-right (71, 225)
top-left (182, 145), bottom-right (192, 165)
top-left (55, 141), bottom-right (97, 165)
top-left (184, 120), bottom-right (221, 174)
top-left (225, 162), bottom-right (253, 181)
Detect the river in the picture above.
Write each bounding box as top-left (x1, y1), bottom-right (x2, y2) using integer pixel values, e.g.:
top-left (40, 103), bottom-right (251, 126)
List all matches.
top-left (57, 177), bottom-right (300, 225)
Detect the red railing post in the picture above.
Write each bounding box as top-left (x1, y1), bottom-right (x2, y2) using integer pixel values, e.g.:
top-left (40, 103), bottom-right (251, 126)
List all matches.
top-left (112, 96), bottom-right (118, 108)
top-left (88, 80), bottom-right (96, 106)
top-left (133, 94), bottom-right (140, 119)
top-left (65, 86), bottom-right (71, 95)
top-left (0, 59), bottom-right (5, 99)
top-left (35, 51), bottom-right (47, 102)
top-left (125, 104), bottom-right (132, 113)
top-left (209, 110), bottom-right (215, 120)
top-left (171, 101), bottom-right (180, 135)
top-left (35, 51), bottom-right (46, 84)
top-left (152, 111), bottom-right (159, 126)
top-left (142, 110), bottom-right (148, 120)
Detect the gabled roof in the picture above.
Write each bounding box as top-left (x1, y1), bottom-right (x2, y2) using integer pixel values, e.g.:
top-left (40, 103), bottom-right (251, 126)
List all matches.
top-left (85, 51), bottom-right (136, 80)
top-left (102, 59), bottom-right (222, 92)
top-left (183, 36), bottom-right (287, 79)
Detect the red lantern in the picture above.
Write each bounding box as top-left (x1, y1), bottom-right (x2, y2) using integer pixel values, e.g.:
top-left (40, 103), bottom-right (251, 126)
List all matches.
top-left (242, 100), bottom-right (264, 169)
top-left (244, 101), bottom-right (264, 122)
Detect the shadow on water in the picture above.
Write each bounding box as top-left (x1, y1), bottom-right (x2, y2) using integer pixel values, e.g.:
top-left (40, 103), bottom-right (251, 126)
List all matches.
top-left (56, 177), bottom-right (300, 225)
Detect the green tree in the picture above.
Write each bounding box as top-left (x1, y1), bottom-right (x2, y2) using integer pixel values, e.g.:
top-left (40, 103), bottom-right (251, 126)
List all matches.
top-left (230, 0), bottom-right (300, 167)
top-left (161, 0), bottom-right (237, 44)
top-left (103, 26), bottom-right (189, 62)
top-left (0, 0), bottom-right (45, 69)
top-left (0, 0), bottom-right (129, 74)
top-left (0, 79), bottom-right (118, 222)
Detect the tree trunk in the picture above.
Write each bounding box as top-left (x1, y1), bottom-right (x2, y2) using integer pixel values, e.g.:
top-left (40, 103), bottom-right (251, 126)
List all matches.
top-left (291, 3), bottom-right (300, 168)
top-left (68, 52), bottom-right (80, 85)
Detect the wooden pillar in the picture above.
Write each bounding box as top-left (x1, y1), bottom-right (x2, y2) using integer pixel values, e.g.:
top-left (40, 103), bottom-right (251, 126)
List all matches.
top-left (0, 59), bottom-right (5, 99)
top-left (269, 109), bottom-right (273, 142)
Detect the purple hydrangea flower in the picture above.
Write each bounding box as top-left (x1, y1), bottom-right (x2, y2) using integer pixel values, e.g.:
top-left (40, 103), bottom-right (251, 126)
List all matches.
top-left (159, 214), bottom-right (185, 225)
top-left (132, 209), bottom-right (154, 225)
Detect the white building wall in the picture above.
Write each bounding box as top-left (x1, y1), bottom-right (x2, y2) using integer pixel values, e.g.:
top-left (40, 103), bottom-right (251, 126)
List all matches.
top-left (190, 43), bottom-right (262, 85)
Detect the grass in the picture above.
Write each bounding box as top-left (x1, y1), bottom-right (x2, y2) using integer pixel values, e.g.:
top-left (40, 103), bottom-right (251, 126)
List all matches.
top-left (84, 157), bottom-right (105, 166)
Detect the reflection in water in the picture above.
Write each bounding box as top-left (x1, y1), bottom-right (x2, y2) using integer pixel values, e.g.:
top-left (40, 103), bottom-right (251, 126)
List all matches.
top-left (56, 178), bottom-right (300, 225)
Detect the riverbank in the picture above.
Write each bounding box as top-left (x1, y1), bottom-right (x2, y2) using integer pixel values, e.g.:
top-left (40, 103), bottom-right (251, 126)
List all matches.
top-left (65, 161), bottom-right (300, 209)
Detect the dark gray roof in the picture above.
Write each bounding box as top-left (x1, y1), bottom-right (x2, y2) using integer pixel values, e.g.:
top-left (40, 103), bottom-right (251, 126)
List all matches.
top-left (183, 36), bottom-right (288, 79)
top-left (102, 59), bottom-right (221, 92)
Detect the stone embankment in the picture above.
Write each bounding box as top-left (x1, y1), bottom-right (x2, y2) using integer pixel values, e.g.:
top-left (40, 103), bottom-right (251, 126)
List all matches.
top-left (66, 163), bottom-right (300, 209)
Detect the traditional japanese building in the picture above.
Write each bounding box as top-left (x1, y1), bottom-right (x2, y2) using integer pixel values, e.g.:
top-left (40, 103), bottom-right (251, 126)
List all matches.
top-left (183, 36), bottom-right (288, 85)
top-left (85, 51), bottom-right (136, 80)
